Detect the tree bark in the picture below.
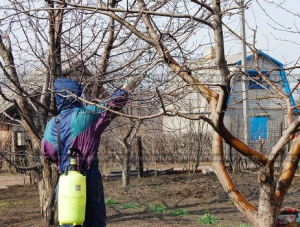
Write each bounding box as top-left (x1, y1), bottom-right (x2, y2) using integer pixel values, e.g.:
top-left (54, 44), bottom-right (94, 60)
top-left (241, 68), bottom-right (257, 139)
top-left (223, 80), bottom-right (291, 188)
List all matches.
top-left (122, 150), bottom-right (131, 187)
top-left (36, 159), bottom-right (59, 226)
top-left (258, 166), bottom-right (276, 227)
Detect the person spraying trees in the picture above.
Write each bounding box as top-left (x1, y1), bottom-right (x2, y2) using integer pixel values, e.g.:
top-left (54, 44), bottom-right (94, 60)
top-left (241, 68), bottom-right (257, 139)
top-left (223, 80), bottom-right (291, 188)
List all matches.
top-left (41, 76), bottom-right (140, 227)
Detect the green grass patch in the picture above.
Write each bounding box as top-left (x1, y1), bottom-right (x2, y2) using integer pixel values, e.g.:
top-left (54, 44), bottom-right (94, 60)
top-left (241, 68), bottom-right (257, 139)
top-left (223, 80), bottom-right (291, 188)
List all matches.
top-left (160, 180), bottom-right (168, 185)
top-left (197, 211), bottom-right (219, 224)
top-left (227, 200), bottom-right (234, 205)
top-left (170, 208), bottom-right (189, 217)
top-left (105, 198), bottom-right (119, 206)
top-left (150, 203), bottom-right (167, 213)
top-left (120, 202), bottom-right (138, 209)
top-left (0, 202), bottom-right (9, 210)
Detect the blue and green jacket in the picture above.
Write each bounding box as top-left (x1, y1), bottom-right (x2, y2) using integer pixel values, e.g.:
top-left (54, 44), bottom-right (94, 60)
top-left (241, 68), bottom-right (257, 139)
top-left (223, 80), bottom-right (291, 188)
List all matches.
top-left (41, 78), bottom-right (129, 172)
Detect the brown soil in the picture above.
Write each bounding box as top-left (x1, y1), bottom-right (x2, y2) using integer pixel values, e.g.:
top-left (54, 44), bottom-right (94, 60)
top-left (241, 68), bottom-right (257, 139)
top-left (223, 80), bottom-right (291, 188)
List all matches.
top-left (1, 171), bottom-right (300, 227)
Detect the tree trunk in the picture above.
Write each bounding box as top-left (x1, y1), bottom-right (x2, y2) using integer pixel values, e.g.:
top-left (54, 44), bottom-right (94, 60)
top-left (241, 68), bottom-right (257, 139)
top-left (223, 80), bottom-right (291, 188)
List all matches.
top-left (36, 159), bottom-right (59, 226)
top-left (211, 131), bottom-right (259, 226)
top-left (122, 150), bottom-right (131, 187)
top-left (137, 136), bottom-right (144, 178)
top-left (257, 166), bottom-right (277, 227)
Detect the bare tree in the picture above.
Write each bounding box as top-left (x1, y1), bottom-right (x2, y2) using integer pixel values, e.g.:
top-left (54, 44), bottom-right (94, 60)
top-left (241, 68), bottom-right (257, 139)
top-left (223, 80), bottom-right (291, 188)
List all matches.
top-left (108, 119), bottom-right (142, 187)
top-left (52, 1), bottom-right (299, 226)
top-left (1, 0), bottom-right (300, 226)
top-left (0, 0), bottom-right (149, 225)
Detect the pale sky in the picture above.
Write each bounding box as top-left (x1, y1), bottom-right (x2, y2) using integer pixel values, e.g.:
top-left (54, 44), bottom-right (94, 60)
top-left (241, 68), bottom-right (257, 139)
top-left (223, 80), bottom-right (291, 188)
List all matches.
top-left (0, 0), bottom-right (299, 75)
top-left (231, 0), bottom-right (300, 74)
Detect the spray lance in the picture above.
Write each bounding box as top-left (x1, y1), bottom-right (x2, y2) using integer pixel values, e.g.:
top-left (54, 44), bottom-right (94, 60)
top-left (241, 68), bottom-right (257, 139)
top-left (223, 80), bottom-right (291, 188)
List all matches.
top-left (58, 148), bottom-right (86, 226)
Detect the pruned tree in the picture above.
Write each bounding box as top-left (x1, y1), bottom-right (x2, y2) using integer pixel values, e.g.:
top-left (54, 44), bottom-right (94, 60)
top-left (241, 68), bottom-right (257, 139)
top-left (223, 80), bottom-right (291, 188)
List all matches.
top-left (1, 0), bottom-right (300, 226)
top-left (107, 119), bottom-right (142, 187)
top-left (0, 0), bottom-right (152, 225)
top-left (51, 1), bottom-right (299, 226)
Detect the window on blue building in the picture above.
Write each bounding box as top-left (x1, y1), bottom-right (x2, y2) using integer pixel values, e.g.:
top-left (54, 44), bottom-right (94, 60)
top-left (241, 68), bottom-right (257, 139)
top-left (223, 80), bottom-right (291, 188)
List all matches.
top-left (250, 116), bottom-right (268, 141)
top-left (248, 70), bottom-right (269, 89)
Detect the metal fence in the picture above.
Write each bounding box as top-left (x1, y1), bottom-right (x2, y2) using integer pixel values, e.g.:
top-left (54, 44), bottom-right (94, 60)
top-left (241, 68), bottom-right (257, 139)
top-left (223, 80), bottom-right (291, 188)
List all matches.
top-left (0, 127), bottom-right (298, 187)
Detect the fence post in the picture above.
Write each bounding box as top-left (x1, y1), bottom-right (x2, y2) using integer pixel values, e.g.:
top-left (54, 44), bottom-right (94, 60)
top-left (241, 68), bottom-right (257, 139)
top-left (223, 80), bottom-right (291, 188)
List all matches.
top-left (137, 136), bottom-right (143, 178)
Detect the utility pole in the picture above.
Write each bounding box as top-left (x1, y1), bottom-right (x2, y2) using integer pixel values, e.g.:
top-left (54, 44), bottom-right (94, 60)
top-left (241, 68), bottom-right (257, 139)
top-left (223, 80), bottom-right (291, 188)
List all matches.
top-left (240, 0), bottom-right (249, 144)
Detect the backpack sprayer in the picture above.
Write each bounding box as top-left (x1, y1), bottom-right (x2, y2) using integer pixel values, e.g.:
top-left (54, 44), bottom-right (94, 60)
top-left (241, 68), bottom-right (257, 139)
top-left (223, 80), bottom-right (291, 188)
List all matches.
top-left (58, 148), bottom-right (86, 226)
top-left (55, 115), bottom-right (86, 226)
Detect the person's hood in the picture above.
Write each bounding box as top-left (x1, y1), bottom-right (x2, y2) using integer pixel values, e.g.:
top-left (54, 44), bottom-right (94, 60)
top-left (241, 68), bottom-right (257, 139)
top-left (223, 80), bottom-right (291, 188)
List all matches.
top-left (54, 78), bottom-right (82, 113)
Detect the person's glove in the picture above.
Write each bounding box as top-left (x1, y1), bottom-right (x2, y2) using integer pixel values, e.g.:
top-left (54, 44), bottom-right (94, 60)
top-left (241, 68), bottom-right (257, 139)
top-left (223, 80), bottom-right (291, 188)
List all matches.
top-left (126, 76), bottom-right (141, 90)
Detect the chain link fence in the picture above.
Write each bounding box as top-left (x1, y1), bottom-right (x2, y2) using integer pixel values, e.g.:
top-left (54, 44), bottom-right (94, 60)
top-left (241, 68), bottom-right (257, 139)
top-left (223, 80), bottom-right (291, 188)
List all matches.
top-left (0, 127), bottom-right (298, 187)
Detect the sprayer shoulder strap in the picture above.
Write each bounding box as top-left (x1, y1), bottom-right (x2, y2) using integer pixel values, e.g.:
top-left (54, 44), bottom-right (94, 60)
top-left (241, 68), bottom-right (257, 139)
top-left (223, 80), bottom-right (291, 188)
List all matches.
top-left (55, 115), bottom-right (61, 165)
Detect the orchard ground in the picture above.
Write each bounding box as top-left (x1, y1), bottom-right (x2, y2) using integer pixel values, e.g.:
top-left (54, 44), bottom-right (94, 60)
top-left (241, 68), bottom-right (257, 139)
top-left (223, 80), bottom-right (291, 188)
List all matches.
top-left (0, 169), bottom-right (300, 227)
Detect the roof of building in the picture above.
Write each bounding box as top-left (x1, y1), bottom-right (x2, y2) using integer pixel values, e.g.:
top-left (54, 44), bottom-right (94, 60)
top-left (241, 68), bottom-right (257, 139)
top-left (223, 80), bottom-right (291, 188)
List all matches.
top-left (188, 49), bottom-right (295, 107)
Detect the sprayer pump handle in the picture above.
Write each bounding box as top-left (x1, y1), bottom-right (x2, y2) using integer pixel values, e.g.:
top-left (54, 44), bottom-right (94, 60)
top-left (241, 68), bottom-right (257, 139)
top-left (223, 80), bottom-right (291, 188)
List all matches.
top-left (68, 148), bottom-right (81, 157)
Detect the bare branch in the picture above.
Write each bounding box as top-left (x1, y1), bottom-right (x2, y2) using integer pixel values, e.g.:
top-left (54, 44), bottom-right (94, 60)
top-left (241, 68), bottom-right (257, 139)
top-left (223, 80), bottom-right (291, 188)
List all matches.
top-left (0, 151), bottom-right (41, 170)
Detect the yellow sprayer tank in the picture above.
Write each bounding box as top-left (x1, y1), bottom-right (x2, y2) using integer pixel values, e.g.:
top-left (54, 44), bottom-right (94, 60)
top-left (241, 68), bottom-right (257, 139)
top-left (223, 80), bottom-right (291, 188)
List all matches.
top-left (58, 154), bottom-right (86, 226)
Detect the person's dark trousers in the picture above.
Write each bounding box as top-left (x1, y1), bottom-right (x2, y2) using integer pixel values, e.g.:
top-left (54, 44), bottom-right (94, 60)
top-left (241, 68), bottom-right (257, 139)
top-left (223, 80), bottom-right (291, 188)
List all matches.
top-left (83, 162), bottom-right (107, 227)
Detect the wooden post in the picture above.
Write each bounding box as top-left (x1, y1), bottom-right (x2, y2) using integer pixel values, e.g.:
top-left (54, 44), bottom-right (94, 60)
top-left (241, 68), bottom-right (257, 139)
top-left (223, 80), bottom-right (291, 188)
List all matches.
top-left (137, 136), bottom-right (143, 178)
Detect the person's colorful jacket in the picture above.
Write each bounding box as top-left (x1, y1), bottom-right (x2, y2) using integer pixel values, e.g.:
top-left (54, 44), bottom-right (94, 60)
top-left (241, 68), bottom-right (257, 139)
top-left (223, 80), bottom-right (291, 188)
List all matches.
top-left (41, 78), bottom-right (129, 173)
